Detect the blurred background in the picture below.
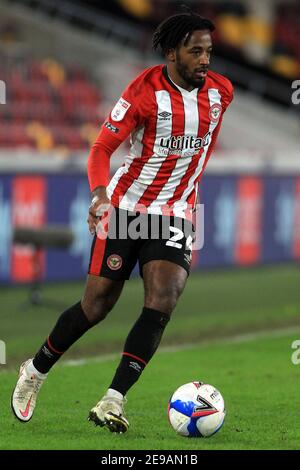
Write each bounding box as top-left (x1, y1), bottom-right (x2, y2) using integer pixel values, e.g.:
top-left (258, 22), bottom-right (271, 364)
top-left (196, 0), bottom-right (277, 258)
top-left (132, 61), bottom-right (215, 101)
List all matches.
top-left (0, 0), bottom-right (299, 365)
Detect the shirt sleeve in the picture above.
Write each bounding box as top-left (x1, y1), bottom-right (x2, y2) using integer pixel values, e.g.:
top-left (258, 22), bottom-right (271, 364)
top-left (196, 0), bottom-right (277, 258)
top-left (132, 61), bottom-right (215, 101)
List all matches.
top-left (87, 78), bottom-right (146, 192)
top-left (222, 80), bottom-right (234, 113)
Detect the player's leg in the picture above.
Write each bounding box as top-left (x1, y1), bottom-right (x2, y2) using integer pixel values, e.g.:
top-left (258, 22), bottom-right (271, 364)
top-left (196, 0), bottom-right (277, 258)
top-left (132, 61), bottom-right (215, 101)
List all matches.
top-left (89, 260), bottom-right (187, 433)
top-left (106, 212), bottom-right (193, 397)
top-left (143, 259), bottom-right (188, 313)
top-left (32, 275), bottom-right (125, 373)
top-left (11, 275), bottom-right (125, 422)
top-left (90, 215), bottom-right (193, 433)
top-left (12, 206), bottom-right (138, 423)
top-left (89, 213), bottom-right (192, 433)
top-left (108, 260), bottom-right (187, 393)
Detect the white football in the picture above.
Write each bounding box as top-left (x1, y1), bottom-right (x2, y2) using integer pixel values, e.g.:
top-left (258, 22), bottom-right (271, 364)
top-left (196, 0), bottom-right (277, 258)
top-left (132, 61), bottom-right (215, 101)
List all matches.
top-left (168, 381), bottom-right (225, 437)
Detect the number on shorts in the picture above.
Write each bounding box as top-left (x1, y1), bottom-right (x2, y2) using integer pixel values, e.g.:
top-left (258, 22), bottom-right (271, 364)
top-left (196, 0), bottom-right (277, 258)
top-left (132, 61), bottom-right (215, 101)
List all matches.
top-left (166, 227), bottom-right (184, 249)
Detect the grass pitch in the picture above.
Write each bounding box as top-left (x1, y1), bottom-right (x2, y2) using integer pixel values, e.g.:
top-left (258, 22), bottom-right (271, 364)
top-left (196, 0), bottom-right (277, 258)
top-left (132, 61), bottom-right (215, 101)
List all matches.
top-left (1, 264), bottom-right (299, 365)
top-left (0, 264), bottom-right (299, 450)
top-left (1, 330), bottom-right (299, 450)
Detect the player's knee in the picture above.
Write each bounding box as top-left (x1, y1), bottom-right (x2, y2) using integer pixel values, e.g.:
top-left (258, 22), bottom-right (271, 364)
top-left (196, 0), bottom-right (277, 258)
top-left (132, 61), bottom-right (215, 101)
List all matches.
top-left (145, 283), bottom-right (182, 315)
top-left (145, 296), bottom-right (176, 315)
top-left (81, 294), bottom-right (115, 325)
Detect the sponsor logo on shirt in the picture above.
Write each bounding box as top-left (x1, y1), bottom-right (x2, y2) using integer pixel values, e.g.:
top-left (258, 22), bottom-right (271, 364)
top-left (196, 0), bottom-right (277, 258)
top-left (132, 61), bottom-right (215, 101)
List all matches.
top-left (158, 131), bottom-right (211, 156)
top-left (105, 122), bottom-right (120, 133)
top-left (111, 97), bottom-right (131, 122)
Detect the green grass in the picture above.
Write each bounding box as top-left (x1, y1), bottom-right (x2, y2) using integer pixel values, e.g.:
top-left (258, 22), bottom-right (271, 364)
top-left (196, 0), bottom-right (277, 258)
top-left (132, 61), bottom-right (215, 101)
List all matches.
top-left (1, 264), bottom-right (300, 450)
top-left (1, 330), bottom-right (300, 450)
top-left (1, 264), bottom-right (300, 365)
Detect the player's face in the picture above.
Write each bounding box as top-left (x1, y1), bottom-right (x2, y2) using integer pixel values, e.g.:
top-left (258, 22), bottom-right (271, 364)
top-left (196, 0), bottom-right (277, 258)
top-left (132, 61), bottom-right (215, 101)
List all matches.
top-left (175, 30), bottom-right (212, 88)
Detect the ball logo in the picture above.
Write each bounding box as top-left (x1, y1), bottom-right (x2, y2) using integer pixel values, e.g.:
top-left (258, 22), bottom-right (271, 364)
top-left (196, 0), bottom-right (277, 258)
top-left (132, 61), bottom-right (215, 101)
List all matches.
top-left (107, 254), bottom-right (123, 270)
top-left (209, 104), bottom-right (222, 123)
top-left (195, 395), bottom-right (214, 410)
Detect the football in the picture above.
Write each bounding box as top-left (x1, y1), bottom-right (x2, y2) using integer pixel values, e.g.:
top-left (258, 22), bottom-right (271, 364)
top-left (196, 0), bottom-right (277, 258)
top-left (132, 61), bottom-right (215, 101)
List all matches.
top-left (168, 381), bottom-right (225, 437)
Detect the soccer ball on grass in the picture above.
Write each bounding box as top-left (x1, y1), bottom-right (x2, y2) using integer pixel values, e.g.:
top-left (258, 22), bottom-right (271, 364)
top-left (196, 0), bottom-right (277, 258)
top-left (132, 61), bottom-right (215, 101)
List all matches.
top-left (168, 381), bottom-right (225, 437)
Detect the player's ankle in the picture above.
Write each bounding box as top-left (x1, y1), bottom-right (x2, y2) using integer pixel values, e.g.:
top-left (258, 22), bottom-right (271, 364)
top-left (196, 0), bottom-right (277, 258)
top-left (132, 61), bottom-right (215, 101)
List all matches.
top-left (28, 359), bottom-right (48, 379)
top-left (106, 388), bottom-right (124, 400)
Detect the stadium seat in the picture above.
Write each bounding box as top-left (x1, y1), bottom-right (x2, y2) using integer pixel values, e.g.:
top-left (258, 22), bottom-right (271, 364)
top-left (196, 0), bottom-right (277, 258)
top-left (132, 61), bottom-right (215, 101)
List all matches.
top-left (0, 57), bottom-right (101, 151)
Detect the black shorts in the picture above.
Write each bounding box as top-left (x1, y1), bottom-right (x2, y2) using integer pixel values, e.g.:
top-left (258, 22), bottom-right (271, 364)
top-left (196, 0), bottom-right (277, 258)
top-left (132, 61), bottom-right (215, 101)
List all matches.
top-left (88, 207), bottom-right (194, 281)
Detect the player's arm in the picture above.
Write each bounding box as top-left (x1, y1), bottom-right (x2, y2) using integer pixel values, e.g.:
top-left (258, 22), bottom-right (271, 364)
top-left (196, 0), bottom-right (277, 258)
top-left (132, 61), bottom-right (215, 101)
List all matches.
top-left (87, 93), bottom-right (143, 235)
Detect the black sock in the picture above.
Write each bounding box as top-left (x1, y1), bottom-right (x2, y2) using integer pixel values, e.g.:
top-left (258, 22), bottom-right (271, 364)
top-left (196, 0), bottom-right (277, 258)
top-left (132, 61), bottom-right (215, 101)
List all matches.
top-left (33, 301), bottom-right (92, 374)
top-left (109, 307), bottom-right (170, 396)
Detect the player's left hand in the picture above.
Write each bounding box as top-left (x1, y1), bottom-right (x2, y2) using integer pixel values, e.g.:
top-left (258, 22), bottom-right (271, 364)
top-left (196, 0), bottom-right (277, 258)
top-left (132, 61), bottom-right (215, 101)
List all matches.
top-left (87, 186), bottom-right (111, 235)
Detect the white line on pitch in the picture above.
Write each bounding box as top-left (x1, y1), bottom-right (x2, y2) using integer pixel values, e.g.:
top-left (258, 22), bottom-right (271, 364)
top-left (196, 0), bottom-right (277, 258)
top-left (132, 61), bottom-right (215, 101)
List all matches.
top-left (61, 324), bottom-right (300, 368)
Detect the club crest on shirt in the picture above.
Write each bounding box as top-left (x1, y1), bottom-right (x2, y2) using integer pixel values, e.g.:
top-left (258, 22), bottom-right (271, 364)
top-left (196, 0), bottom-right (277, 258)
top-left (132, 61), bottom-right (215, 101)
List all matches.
top-left (107, 254), bottom-right (123, 270)
top-left (111, 97), bottom-right (131, 122)
top-left (209, 103), bottom-right (222, 123)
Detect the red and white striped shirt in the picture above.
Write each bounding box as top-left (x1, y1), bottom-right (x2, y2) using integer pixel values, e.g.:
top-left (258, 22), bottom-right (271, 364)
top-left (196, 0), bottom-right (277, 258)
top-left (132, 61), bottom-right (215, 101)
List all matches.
top-left (88, 64), bottom-right (233, 219)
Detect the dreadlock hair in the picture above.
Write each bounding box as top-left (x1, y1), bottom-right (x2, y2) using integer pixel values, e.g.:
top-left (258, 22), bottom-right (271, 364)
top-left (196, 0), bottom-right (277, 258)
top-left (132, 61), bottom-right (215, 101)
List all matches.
top-left (152, 9), bottom-right (215, 56)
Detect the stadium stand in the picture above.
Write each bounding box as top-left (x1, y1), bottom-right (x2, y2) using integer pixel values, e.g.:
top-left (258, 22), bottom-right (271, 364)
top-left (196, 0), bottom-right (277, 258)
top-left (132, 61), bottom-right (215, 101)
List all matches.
top-left (0, 53), bottom-right (101, 150)
top-left (0, 0), bottom-right (299, 171)
top-left (69, 0), bottom-right (300, 80)
top-left (0, 0), bottom-right (299, 290)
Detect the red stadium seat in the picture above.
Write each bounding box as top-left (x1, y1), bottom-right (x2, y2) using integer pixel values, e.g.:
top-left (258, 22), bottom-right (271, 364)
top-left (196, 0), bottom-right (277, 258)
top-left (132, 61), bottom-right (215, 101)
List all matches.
top-left (0, 58), bottom-right (102, 150)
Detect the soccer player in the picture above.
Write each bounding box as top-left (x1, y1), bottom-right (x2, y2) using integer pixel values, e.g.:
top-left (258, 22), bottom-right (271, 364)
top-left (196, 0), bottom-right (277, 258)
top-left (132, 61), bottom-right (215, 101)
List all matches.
top-left (11, 11), bottom-right (233, 433)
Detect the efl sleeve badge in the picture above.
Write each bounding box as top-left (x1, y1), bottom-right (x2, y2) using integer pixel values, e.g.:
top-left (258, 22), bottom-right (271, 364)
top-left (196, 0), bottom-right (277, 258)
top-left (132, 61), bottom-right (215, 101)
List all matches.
top-left (111, 97), bottom-right (131, 122)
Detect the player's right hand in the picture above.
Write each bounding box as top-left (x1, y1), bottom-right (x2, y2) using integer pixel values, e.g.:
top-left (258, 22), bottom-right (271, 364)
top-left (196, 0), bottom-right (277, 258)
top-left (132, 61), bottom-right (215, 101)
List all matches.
top-left (87, 187), bottom-right (111, 235)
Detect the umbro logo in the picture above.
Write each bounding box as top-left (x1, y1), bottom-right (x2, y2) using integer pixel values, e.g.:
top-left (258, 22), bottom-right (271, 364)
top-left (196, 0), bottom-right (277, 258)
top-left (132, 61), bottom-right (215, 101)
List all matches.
top-left (129, 361), bottom-right (142, 372)
top-left (184, 253), bottom-right (192, 265)
top-left (42, 346), bottom-right (54, 359)
top-left (158, 111), bottom-right (172, 120)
